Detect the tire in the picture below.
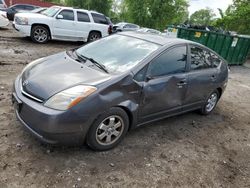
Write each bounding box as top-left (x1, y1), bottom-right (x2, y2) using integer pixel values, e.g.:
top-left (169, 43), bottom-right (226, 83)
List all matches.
top-left (200, 90), bottom-right (220, 115)
top-left (87, 31), bottom-right (101, 42)
top-left (87, 107), bottom-right (129, 151)
top-left (31, 26), bottom-right (50, 44)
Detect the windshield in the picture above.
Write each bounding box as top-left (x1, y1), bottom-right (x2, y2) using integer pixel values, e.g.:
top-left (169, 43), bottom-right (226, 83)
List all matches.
top-left (31, 8), bottom-right (45, 13)
top-left (42, 7), bottom-right (60, 17)
top-left (76, 35), bottom-right (160, 73)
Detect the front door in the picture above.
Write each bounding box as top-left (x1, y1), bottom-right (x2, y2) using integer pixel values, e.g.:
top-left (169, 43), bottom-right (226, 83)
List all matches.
top-left (53, 9), bottom-right (76, 40)
top-left (139, 45), bottom-right (188, 122)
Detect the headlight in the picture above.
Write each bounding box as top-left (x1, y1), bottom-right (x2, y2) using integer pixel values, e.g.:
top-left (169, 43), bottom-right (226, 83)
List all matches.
top-left (16, 17), bottom-right (28, 25)
top-left (44, 85), bottom-right (97, 111)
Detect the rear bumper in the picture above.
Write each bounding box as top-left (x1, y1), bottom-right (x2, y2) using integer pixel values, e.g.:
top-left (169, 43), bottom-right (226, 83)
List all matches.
top-left (12, 76), bottom-right (95, 146)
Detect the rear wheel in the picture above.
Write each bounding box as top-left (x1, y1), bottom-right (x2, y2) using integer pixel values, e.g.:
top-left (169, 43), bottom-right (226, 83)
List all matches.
top-left (200, 90), bottom-right (220, 115)
top-left (87, 107), bottom-right (129, 151)
top-left (87, 31), bottom-right (101, 42)
top-left (31, 26), bottom-right (50, 44)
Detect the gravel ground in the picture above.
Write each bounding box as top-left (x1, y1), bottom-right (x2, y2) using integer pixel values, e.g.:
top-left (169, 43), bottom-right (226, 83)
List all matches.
top-left (0, 25), bottom-right (250, 188)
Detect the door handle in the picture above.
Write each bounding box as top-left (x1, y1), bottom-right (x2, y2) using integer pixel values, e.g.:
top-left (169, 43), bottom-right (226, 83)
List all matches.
top-left (177, 80), bottom-right (187, 88)
top-left (211, 75), bottom-right (216, 81)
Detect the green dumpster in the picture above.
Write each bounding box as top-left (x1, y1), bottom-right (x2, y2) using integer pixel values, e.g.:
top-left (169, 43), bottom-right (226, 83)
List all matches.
top-left (176, 27), bottom-right (250, 65)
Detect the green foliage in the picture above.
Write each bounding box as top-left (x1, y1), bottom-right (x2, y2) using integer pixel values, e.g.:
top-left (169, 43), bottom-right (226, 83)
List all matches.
top-left (214, 0), bottom-right (250, 34)
top-left (120, 0), bottom-right (188, 30)
top-left (190, 8), bottom-right (215, 25)
top-left (51, 0), bottom-right (113, 15)
top-left (42, 0), bottom-right (250, 34)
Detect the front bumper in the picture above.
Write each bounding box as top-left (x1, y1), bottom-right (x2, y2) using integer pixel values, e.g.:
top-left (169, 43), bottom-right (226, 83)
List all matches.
top-left (12, 76), bottom-right (94, 146)
top-left (13, 23), bottom-right (31, 37)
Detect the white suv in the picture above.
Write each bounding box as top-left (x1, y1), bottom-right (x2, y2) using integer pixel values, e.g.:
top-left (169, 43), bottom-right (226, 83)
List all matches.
top-left (13, 6), bottom-right (111, 43)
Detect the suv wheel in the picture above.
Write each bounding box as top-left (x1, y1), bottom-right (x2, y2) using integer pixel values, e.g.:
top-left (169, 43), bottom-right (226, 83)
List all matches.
top-left (88, 31), bottom-right (101, 42)
top-left (87, 107), bottom-right (129, 151)
top-left (31, 26), bottom-right (50, 43)
top-left (200, 90), bottom-right (220, 115)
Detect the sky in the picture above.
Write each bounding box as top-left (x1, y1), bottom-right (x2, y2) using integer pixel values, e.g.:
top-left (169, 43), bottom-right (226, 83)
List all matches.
top-left (188, 0), bottom-right (233, 17)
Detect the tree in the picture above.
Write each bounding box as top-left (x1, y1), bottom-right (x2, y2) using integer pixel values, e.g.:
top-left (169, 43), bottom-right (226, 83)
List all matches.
top-left (190, 8), bottom-right (215, 25)
top-left (121, 0), bottom-right (188, 30)
top-left (63, 0), bottom-right (113, 15)
top-left (214, 0), bottom-right (250, 34)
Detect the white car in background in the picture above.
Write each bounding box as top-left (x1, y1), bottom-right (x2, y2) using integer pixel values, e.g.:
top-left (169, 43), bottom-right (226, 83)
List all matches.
top-left (113, 22), bottom-right (140, 32)
top-left (137, 28), bottom-right (162, 35)
top-left (0, 10), bottom-right (9, 27)
top-left (13, 6), bottom-right (111, 43)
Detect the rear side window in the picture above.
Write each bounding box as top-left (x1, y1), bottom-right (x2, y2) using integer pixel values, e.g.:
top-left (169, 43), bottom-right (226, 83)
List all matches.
top-left (59, 10), bottom-right (74, 21)
top-left (124, 24), bottom-right (138, 29)
top-left (148, 46), bottom-right (187, 77)
top-left (210, 52), bottom-right (222, 67)
top-left (190, 46), bottom-right (213, 70)
top-left (14, 5), bottom-right (24, 9)
top-left (129, 24), bottom-right (138, 28)
top-left (91, 13), bottom-right (108, 25)
top-left (77, 11), bottom-right (90, 22)
top-left (25, 5), bottom-right (35, 10)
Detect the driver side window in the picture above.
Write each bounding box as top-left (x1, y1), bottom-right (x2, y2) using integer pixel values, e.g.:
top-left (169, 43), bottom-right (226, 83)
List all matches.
top-left (147, 46), bottom-right (187, 77)
top-left (58, 10), bottom-right (74, 21)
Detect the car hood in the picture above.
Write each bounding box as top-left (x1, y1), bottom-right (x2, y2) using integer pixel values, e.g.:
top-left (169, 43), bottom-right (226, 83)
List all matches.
top-left (15, 12), bottom-right (47, 19)
top-left (21, 52), bottom-right (111, 101)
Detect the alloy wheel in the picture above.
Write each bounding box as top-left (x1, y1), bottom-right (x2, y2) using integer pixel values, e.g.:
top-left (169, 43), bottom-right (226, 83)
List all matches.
top-left (206, 93), bottom-right (218, 112)
top-left (34, 28), bottom-right (48, 43)
top-left (95, 115), bottom-right (124, 146)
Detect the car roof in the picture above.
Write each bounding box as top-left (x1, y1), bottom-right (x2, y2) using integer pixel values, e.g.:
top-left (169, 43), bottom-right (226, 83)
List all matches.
top-left (51, 6), bottom-right (105, 15)
top-left (118, 31), bottom-right (194, 46)
top-left (12, 4), bottom-right (38, 7)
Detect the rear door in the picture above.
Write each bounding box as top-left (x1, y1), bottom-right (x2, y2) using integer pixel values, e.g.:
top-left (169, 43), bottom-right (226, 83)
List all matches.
top-left (52, 9), bottom-right (76, 39)
top-left (75, 11), bottom-right (91, 40)
top-left (183, 45), bottom-right (219, 110)
top-left (139, 45), bottom-right (188, 122)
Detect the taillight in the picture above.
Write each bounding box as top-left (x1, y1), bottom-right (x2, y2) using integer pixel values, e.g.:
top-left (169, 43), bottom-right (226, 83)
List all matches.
top-left (108, 25), bottom-right (112, 35)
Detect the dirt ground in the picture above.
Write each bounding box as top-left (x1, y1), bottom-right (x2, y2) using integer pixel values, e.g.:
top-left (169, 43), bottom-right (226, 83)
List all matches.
top-left (0, 25), bottom-right (250, 188)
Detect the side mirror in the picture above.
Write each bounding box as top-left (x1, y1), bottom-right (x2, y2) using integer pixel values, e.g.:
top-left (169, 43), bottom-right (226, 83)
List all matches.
top-left (56, 14), bottom-right (63, 19)
top-left (146, 75), bottom-right (153, 82)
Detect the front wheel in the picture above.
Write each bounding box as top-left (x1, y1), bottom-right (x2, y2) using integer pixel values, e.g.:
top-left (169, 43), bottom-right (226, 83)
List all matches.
top-left (200, 90), bottom-right (220, 115)
top-left (87, 107), bottom-right (129, 151)
top-left (31, 26), bottom-right (50, 44)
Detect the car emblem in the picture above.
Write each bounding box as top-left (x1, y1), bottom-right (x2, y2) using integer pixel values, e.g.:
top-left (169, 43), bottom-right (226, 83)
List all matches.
top-left (23, 80), bottom-right (29, 86)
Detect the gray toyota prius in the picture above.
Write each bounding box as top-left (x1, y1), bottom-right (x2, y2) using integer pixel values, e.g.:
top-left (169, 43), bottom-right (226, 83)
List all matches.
top-left (12, 32), bottom-right (228, 151)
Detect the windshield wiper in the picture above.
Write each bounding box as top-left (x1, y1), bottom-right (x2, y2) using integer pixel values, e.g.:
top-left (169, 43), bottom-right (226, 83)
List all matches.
top-left (88, 58), bottom-right (109, 74)
top-left (75, 51), bottom-right (109, 73)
